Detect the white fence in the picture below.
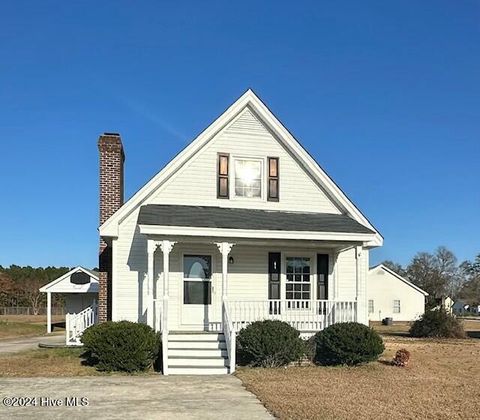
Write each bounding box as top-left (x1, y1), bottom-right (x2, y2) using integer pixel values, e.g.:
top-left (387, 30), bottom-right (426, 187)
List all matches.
top-left (0, 306), bottom-right (65, 316)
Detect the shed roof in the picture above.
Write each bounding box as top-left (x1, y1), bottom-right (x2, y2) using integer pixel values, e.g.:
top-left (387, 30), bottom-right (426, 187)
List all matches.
top-left (138, 204), bottom-right (374, 234)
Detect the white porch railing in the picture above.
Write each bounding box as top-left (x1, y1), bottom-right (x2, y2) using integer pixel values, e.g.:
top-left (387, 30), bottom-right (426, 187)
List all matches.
top-left (228, 300), bottom-right (357, 333)
top-left (154, 298), bottom-right (169, 375)
top-left (65, 304), bottom-right (97, 346)
top-left (222, 301), bottom-right (236, 374)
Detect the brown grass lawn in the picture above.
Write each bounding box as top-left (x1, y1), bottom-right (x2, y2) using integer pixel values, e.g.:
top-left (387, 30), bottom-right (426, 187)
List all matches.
top-left (0, 315), bottom-right (64, 340)
top-left (237, 322), bottom-right (480, 420)
top-left (0, 348), bottom-right (101, 377)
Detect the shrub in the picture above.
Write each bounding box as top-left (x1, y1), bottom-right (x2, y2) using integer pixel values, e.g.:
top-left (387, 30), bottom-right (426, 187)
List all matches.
top-left (81, 321), bottom-right (161, 372)
top-left (392, 348), bottom-right (410, 367)
top-left (237, 320), bottom-right (304, 367)
top-left (409, 310), bottom-right (465, 338)
top-left (313, 322), bottom-right (384, 366)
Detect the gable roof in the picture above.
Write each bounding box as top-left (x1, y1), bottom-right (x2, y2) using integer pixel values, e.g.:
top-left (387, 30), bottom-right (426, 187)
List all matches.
top-left (369, 264), bottom-right (429, 296)
top-left (99, 89), bottom-right (383, 246)
top-left (39, 266), bottom-right (99, 293)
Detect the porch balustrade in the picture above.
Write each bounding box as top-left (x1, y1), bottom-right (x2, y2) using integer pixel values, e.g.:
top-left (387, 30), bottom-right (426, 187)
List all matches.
top-left (227, 300), bottom-right (357, 333)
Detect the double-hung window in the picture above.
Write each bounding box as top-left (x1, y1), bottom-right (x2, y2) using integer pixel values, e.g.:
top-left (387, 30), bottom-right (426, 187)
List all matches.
top-left (286, 257), bottom-right (311, 309)
top-left (368, 299), bottom-right (374, 314)
top-left (233, 158), bottom-right (263, 198)
top-left (393, 299), bottom-right (401, 313)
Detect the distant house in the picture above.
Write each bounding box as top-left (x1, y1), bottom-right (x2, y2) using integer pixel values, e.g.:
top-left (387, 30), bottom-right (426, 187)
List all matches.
top-left (452, 300), bottom-right (480, 315)
top-left (368, 264), bottom-right (428, 322)
top-left (433, 296), bottom-right (454, 314)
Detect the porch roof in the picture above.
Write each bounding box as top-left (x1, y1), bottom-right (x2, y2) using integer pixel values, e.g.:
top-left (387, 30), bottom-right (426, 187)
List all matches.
top-left (138, 204), bottom-right (374, 234)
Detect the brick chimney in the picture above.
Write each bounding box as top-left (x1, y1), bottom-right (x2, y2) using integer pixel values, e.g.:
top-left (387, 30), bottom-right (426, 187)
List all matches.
top-left (98, 133), bottom-right (125, 322)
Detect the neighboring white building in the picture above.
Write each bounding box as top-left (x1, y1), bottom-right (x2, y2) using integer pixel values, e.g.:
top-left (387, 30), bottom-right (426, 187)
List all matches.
top-left (65, 90), bottom-right (385, 374)
top-left (39, 266), bottom-right (98, 344)
top-left (367, 264), bottom-right (428, 322)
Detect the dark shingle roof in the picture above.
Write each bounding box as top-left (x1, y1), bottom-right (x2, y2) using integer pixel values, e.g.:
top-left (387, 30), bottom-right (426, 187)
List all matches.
top-left (137, 205), bottom-right (374, 234)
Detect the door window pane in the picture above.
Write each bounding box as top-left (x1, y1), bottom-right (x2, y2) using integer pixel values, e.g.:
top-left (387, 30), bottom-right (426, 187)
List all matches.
top-left (184, 281), bottom-right (211, 305)
top-left (183, 255), bottom-right (211, 279)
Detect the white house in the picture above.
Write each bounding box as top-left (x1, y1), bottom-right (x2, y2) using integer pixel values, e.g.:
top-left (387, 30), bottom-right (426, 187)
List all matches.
top-left (367, 264), bottom-right (428, 322)
top-left (68, 90), bottom-right (383, 374)
top-left (39, 266), bottom-right (98, 344)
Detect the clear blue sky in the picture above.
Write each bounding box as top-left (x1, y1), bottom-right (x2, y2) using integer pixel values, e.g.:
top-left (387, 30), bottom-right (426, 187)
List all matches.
top-left (1, 1), bottom-right (479, 269)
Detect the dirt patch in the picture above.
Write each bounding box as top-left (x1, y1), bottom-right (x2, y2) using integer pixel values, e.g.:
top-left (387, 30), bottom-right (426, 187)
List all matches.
top-left (237, 336), bottom-right (480, 420)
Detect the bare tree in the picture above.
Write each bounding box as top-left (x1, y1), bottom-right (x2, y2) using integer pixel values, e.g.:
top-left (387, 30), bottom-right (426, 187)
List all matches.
top-left (380, 260), bottom-right (406, 277)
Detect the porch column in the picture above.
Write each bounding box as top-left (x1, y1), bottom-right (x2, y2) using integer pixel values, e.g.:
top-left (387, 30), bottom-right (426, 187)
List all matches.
top-left (159, 240), bottom-right (176, 328)
top-left (46, 292), bottom-right (52, 334)
top-left (147, 239), bottom-right (159, 328)
top-left (216, 242), bottom-right (235, 301)
top-left (355, 245), bottom-right (362, 323)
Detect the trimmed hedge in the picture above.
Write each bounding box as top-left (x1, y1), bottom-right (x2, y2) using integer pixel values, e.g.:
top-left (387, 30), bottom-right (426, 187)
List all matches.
top-left (81, 321), bottom-right (161, 372)
top-left (237, 320), bottom-right (304, 367)
top-left (313, 322), bottom-right (384, 366)
top-left (409, 310), bottom-right (465, 338)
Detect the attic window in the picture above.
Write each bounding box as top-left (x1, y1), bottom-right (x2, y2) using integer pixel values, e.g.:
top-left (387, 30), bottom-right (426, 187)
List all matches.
top-left (234, 158), bottom-right (263, 198)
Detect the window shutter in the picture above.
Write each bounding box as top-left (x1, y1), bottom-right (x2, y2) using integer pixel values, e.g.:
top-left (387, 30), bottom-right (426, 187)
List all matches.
top-left (267, 157), bottom-right (279, 201)
top-left (268, 252), bottom-right (281, 314)
top-left (217, 153), bottom-right (229, 199)
top-left (317, 254), bottom-right (329, 300)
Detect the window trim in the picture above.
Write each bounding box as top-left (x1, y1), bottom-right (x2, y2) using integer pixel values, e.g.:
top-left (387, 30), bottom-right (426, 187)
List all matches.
top-left (393, 299), bottom-right (401, 313)
top-left (230, 155), bottom-right (266, 201)
top-left (283, 253), bottom-right (315, 310)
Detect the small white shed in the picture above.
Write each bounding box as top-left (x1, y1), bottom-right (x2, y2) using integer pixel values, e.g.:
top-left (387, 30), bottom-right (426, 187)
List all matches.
top-left (39, 266), bottom-right (99, 334)
top-left (368, 264), bottom-right (428, 322)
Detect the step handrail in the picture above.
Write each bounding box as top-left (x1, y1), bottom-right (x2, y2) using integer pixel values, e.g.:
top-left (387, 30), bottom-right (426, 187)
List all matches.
top-left (65, 303), bottom-right (97, 345)
top-left (222, 300), bottom-right (236, 373)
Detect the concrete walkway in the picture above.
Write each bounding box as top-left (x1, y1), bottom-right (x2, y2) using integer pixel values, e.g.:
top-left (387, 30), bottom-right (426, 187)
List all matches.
top-left (0, 334), bottom-right (65, 354)
top-left (0, 376), bottom-right (272, 419)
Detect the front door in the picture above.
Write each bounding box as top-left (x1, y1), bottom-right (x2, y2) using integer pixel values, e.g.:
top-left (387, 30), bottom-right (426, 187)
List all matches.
top-left (181, 254), bottom-right (213, 330)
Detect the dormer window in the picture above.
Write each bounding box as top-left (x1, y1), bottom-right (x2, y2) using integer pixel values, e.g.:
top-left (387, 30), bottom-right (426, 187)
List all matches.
top-left (234, 158), bottom-right (263, 198)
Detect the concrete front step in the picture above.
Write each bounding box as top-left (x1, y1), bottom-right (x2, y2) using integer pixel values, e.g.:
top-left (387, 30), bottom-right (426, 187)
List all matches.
top-left (168, 333), bottom-right (225, 342)
top-left (169, 348), bottom-right (228, 357)
top-left (168, 340), bottom-right (227, 349)
top-left (168, 356), bottom-right (228, 367)
top-left (168, 365), bottom-right (230, 375)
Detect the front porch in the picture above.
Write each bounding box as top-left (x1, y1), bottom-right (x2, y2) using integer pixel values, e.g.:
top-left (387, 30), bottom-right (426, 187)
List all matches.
top-left (142, 236), bottom-right (366, 375)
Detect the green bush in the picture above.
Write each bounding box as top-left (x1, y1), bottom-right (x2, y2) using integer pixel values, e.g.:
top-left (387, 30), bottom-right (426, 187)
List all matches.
top-left (237, 320), bottom-right (304, 367)
top-left (409, 310), bottom-right (465, 338)
top-left (81, 321), bottom-right (161, 372)
top-left (313, 322), bottom-right (384, 366)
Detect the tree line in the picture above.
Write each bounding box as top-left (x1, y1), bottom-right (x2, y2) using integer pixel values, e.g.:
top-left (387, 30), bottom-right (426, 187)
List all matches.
top-left (382, 247), bottom-right (480, 308)
top-left (0, 265), bottom-right (71, 314)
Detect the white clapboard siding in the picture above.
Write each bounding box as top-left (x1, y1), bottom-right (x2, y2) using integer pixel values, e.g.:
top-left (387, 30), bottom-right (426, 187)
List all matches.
top-left (113, 234), bottom-right (366, 327)
top-left (149, 107), bottom-right (341, 214)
